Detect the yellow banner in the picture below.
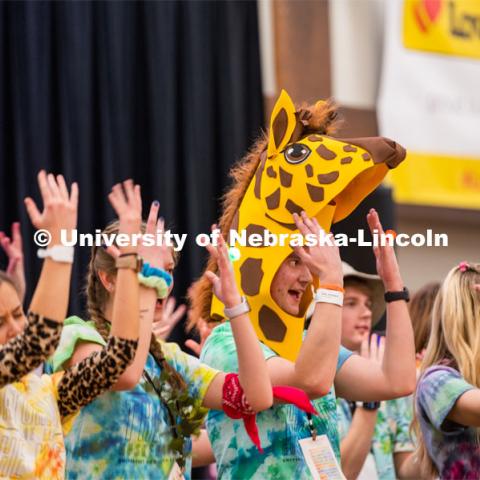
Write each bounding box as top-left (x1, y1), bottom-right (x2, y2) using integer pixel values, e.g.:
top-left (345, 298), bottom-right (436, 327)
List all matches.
top-left (387, 152), bottom-right (480, 209)
top-left (403, 0), bottom-right (480, 59)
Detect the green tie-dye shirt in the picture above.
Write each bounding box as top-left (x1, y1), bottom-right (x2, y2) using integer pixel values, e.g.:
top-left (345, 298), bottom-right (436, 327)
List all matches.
top-left (200, 322), bottom-right (352, 480)
top-left (47, 317), bottom-right (219, 480)
top-left (336, 396), bottom-right (415, 479)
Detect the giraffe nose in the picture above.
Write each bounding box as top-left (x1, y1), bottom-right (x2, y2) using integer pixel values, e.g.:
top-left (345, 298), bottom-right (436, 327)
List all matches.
top-left (384, 139), bottom-right (406, 169)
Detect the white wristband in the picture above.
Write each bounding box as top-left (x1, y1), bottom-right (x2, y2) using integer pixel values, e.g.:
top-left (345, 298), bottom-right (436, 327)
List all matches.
top-left (37, 245), bottom-right (74, 264)
top-left (223, 296), bottom-right (251, 320)
top-left (313, 288), bottom-right (343, 307)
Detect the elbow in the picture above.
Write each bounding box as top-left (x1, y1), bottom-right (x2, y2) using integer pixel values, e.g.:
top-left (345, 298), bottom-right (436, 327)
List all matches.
top-left (295, 365), bottom-right (334, 399)
top-left (391, 375), bottom-right (416, 398)
top-left (111, 371), bottom-right (142, 391)
top-left (300, 378), bottom-right (331, 399)
top-left (249, 390), bottom-right (274, 413)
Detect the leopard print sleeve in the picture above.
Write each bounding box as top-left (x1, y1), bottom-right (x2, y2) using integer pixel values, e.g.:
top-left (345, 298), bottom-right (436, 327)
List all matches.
top-left (57, 335), bottom-right (138, 417)
top-left (0, 312), bottom-right (62, 388)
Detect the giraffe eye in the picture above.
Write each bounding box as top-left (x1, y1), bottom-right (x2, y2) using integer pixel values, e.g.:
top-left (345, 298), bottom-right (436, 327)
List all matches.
top-left (284, 143), bottom-right (311, 164)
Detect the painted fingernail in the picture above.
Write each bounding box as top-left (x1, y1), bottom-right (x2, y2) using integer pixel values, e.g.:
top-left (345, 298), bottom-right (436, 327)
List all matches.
top-left (153, 200), bottom-right (159, 207)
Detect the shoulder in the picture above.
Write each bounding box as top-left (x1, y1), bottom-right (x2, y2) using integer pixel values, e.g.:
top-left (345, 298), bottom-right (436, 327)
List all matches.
top-left (418, 365), bottom-right (463, 388)
top-left (337, 346), bottom-right (353, 371)
top-left (160, 340), bottom-right (218, 376)
top-left (48, 316), bottom-right (106, 372)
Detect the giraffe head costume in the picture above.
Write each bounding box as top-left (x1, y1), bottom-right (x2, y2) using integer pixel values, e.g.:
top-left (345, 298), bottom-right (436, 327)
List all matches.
top-left (190, 90), bottom-right (406, 361)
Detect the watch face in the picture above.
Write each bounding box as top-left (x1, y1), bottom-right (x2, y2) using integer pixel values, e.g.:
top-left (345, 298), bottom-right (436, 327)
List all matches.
top-left (117, 255), bottom-right (141, 271)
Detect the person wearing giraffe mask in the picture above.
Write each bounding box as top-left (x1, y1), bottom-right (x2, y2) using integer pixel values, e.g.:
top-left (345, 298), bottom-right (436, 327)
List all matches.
top-left (189, 90), bottom-right (416, 479)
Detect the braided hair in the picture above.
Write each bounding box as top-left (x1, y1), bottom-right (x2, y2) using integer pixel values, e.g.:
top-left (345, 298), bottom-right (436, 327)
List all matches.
top-left (85, 221), bottom-right (187, 403)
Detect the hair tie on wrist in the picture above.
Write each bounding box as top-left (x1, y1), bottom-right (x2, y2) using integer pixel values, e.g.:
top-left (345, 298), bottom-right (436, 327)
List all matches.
top-left (138, 274), bottom-right (169, 299)
top-left (141, 263), bottom-right (173, 286)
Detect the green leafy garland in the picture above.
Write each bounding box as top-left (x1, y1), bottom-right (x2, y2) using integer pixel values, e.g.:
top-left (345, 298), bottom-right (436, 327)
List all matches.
top-left (150, 369), bottom-right (207, 470)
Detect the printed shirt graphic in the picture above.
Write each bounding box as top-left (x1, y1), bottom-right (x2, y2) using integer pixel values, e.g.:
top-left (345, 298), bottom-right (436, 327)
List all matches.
top-left (200, 322), bottom-right (352, 479)
top-left (337, 396), bottom-right (414, 479)
top-left (47, 317), bottom-right (219, 480)
top-left (0, 372), bottom-right (66, 479)
top-left (416, 365), bottom-right (479, 478)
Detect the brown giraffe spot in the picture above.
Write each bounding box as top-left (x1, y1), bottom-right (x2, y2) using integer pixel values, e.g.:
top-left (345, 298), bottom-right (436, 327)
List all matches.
top-left (317, 171), bottom-right (339, 184)
top-left (272, 108), bottom-right (288, 151)
top-left (362, 152), bottom-right (371, 161)
top-left (316, 144), bottom-right (337, 160)
top-left (305, 164), bottom-right (313, 177)
top-left (240, 258), bottom-right (264, 296)
top-left (254, 151), bottom-right (267, 199)
top-left (285, 199), bottom-right (303, 215)
top-left (343, 145), bottom-right (357, 153)
top-left (259, 306), bottom-right (287, 342)
top-left (307, 184), bottom-right (325, 202)
top-left (308, 135), bottom-right (323, 142)
top-left (279, 167), bottom-right (292, 188)
top-left (340, 156), bottom-right (353, 164)
top-left (265, 188), bottom-right (280, 210)
top-left (245, 224), bottom-right (269, 247)
top-left (266, 166), bottom-right (277, 178)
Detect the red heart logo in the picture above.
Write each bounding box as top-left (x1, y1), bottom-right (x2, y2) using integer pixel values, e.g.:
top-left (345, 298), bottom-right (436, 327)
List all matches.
top-left (423, 0), bottom-right (442, 22)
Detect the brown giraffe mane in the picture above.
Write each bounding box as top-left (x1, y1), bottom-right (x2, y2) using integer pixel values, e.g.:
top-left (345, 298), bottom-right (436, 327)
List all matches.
top-left (187, 98), bottom-right (341, 332)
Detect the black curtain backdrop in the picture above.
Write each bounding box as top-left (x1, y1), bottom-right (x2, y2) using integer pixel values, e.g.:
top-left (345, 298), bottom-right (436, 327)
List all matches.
top-left (0, 1), bottom-right (264, 346)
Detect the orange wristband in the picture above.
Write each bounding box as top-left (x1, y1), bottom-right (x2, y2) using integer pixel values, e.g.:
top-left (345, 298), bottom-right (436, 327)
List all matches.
top-left (317, 283), bottom-right (345, 293)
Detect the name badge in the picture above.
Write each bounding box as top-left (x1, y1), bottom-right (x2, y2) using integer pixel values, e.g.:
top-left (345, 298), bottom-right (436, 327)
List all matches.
top-left (299, 435), bottom-right (346, 480)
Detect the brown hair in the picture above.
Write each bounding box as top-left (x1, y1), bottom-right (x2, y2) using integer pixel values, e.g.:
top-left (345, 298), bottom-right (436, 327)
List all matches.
top-left (409, 282), bottom-right (440, 354)
top-left (343, 277), bottom-right (373, 299)
top-left (85, 221), bottom-right (187, 393)
top-left (187, 98), bottom-right (340, 331)
top-left (0, 271), bottom-right (20, 297)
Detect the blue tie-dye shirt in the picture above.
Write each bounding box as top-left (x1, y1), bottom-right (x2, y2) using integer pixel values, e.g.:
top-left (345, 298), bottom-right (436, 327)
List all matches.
top-left (200, 322), bottom-right (352, 480)
top-left (416, 365), bottom-right (479, 478)
top-left (47, 317), bottom-right (219, 480)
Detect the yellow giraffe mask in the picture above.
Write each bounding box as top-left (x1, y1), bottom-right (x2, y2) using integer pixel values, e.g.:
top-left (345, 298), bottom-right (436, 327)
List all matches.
top-left (211, 90), bottom-right (406, 361)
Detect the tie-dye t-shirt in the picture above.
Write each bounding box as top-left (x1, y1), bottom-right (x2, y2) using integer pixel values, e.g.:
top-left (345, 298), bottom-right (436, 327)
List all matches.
top-left (0, 372), bottom-right (66, 479)
top-left (200, 322), bottom-right (352, 480)
top-left (47, 318), bottom-right (219, 480)
top-left (416, 365), bottom-right (479, 478)
top-left (337, 396), bottom-right (414, 479)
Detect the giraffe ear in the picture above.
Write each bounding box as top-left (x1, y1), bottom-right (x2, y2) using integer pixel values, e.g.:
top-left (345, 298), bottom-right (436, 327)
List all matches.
top-left (267, 90), bottom-right (297, 159)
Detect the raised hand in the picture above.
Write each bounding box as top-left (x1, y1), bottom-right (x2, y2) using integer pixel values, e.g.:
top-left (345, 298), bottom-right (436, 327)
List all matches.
top-left (24, 171), bottom-right (78, 246)
top-left (152, 297), bottom-right (187, 340)
top-left (0, 222), bottom-right (26, 302)
top-left (137, 201), bottom-right (169, 270)
top-left (184, 317), bottom-right (213, 357)
top-left (292, 211), bottom-right (343, 284)
top-left (108, 180), bottom-right (142, 241)
top-left (366, 208), bottom-right (403, 291)
top-left (360, 332), bottom-right (385, 366)
top-left (204, 226), bottom-right (241, 309)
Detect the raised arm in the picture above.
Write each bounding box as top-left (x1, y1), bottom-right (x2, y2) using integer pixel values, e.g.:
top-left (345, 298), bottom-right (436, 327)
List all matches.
top-left (335, 208), bottom-right (416, 401)
top-left (67, 184), bottom-right (166, 392)
top-left (0, 171), bottom-right (77, 387)
top-left (266, 212), bottom-right (343, 398)
top-left (57, 180), bottom-right (142, 415)
top-left (202, 231), bottom-right (273, 412)
top-left (339, 335), bottom-right (383, 478)
top-left (0, 222), bottom-right (26, 303)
